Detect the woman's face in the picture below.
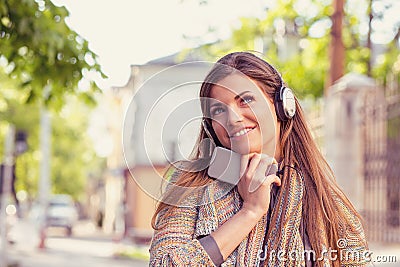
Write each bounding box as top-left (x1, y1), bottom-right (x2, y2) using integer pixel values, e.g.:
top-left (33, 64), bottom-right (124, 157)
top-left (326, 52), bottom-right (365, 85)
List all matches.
top-left (209, 73), bottom-right (280, 157)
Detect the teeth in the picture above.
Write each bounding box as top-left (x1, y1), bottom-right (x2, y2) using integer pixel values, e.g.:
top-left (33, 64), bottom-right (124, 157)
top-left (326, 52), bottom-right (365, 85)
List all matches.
top-left (233, 128), bottom-right (252, 137)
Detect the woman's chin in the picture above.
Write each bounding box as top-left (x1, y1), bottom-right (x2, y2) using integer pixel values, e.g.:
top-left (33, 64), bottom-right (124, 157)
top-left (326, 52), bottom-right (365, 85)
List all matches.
top-left (228, 134), bottom-right (263, 155)
top-left (230, 144), bottom-right (261, 155)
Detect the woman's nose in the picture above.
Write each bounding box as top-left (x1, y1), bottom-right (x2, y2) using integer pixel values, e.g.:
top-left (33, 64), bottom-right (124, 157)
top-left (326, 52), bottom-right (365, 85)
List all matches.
top-left (226, 106), bottom-right (244, 125)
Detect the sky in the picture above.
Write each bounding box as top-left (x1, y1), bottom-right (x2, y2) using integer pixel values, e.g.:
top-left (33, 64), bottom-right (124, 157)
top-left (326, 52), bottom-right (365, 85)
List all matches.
top-left (51, 0), bottom-right (267, 89)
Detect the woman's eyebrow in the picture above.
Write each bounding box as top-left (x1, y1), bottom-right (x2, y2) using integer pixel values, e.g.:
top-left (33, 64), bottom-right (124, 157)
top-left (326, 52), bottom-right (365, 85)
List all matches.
top-left (234, 91), bottom-right (251, 100)
top-left (210, 102), bottom-right (224, 108)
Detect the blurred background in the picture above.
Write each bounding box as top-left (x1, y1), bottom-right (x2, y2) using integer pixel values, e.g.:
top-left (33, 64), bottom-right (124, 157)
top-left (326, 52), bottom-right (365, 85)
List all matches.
top-left (0, 0), bottom-right (399, 266)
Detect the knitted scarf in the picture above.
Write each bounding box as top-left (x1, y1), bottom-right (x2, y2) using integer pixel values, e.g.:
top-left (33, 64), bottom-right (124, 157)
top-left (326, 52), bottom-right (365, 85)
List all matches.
top-left (262, 165), bottom-right (367, 267)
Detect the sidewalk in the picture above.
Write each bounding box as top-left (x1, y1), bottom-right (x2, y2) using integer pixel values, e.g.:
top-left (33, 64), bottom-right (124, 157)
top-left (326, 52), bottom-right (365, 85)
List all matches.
top-left (4, 218), bottom-right (149, 267)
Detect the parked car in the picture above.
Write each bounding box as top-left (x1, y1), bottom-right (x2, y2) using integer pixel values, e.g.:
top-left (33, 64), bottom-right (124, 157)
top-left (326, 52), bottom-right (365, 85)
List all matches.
top-left (46, 194), bottom-right (78, 236)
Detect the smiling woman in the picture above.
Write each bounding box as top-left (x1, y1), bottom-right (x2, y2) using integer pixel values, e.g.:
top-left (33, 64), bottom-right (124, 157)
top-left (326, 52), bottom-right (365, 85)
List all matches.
top-left (149, 52), bottom-right (368, 267)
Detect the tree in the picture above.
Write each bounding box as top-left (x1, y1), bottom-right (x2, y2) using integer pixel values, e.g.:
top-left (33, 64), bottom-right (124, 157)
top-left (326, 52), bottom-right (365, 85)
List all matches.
top-left (327, 0), bottom-right (345, 89)
top-left (0, 0), bottom-right (107, 200)
top-left (0, 0), bottom-right (105, 109)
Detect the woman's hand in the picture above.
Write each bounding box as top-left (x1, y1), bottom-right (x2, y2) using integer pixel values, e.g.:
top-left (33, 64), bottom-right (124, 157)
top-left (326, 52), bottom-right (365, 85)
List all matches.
top-left (237, 153), bottom-right (281, 219)
top-left (206, 153), bottom-right (281, 260)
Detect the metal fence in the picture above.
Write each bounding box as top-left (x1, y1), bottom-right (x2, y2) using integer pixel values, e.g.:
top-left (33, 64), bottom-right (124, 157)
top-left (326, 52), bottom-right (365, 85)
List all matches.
top-left (305, 74), bottom-right (400, 243)
top-left (361, 74), bottom-right (400, 242)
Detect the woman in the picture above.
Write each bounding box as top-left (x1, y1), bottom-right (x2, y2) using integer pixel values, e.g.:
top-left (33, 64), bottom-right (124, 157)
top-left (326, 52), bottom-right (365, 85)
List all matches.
top-left (149, 52), bottom-right (368, 266)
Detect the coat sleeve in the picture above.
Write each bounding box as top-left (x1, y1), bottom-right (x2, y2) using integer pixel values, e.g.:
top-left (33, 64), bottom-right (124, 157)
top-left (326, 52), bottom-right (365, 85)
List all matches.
top-left (149, 203), bottom-right (217, 266)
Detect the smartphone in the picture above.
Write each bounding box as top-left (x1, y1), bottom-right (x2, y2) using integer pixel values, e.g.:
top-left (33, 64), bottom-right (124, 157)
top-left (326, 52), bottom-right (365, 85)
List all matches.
top-left (207, 147), bottom-right (278, 185)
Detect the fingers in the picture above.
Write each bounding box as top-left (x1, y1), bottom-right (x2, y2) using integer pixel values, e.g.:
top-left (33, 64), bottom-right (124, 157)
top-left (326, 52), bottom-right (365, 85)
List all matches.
top-left (256, 154), bottom-right (274, 177)
top-left (239, 153), bottom-right (280, 193)
top-left (246, 153), bottom-right (261, 179)
top-left (238, 153), bottom-right (260, 193)
top-left (252, 155), bottom-right (273, 181)
top-left (269, 174), bottom-right (281, 187)
top-left (249, 174), bottom-right (281, 193)
top-left (248, 154), bottom-right (274, 192)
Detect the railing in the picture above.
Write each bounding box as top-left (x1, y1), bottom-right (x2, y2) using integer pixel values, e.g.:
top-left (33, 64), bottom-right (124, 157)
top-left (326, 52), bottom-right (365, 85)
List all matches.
top-left (360, 74), bottom-right (400, 242)
top-left (304, 73), bottom-right (400, 243)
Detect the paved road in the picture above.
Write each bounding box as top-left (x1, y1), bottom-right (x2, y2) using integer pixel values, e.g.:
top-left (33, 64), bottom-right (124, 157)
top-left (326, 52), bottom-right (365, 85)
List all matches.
top-left (5, 219), bottom-right (149, 267)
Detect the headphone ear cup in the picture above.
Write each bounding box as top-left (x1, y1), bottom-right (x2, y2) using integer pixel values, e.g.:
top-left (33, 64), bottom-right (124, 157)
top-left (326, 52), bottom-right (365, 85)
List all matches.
top-left (274, 87), bottom-right (296, 121)
top-left (283, 88), bottom-right (296, 119)
top-left (274, 88), bottom-right (287, 121)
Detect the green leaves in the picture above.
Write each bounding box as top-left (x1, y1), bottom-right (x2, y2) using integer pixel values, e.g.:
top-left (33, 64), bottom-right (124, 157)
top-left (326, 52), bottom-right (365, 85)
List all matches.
top-left (0, 0), bottom-right (105, 110)
top-left (0, 0), bottom-right (106, 199)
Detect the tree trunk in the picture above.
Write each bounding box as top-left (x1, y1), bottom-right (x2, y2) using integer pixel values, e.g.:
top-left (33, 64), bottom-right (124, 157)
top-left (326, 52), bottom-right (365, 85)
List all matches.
top-left (326, 0), bottom-right (345, 92)
top-left (367, 0), bottom-right (373, 77)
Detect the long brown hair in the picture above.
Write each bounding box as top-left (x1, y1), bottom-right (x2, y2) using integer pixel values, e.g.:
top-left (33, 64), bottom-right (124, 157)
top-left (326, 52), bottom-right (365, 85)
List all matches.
top-left (151, 52), bottom-right (365, 266)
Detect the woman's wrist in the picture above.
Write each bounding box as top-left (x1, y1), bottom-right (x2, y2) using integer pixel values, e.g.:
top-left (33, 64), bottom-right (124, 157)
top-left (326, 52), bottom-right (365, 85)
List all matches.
top-left (210, 205), bottom-right (265, 260)
top-left (240, 204), bottom-right (265, 222)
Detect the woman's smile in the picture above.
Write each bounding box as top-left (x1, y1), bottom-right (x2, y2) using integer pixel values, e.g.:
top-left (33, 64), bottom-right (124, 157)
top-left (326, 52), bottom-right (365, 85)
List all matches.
top-left (229, 126), bottom-right (257, 139)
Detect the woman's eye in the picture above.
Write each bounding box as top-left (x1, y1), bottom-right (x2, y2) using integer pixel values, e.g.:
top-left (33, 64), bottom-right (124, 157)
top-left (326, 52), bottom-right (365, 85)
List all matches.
top-left (241, 96), bottom-right (254, 105)
top-left (211, 107), bottom-right (225, 116)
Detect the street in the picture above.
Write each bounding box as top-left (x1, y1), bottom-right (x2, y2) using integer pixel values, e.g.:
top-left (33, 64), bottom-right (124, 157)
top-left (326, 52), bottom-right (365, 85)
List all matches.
top-left (5, 219), bottom-right (149, 267)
